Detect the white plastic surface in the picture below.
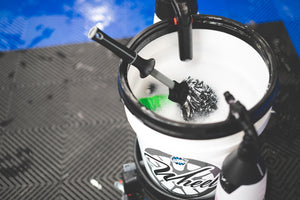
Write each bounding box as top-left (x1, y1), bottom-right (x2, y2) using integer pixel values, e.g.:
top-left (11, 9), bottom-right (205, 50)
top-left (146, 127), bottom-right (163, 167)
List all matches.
top-left (214, 173), bottom-right (267, 200)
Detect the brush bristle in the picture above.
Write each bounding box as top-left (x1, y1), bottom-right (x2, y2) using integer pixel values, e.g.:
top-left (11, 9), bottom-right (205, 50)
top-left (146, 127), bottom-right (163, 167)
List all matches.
top-left (181, 76), bottom-right (218, 121)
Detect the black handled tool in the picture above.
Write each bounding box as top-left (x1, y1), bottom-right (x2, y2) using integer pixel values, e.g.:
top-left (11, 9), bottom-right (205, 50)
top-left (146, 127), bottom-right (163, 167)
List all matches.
top-left (171, 0), bottom-right (194, 61)
top-left (88, 26), bottom-right (182, 97)
top-left (155, 0), bottom-right (197, 61)
top-left (88, 26), bottom-right (218, 120)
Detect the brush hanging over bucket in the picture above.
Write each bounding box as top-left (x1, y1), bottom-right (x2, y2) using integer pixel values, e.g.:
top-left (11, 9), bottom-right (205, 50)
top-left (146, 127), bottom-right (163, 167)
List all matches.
top-left (117, 14), bottom-right (278, 199)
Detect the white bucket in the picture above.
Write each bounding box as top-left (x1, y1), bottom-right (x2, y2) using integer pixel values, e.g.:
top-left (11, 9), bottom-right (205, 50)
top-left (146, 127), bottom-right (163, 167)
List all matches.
top-left (118, 15), bottom-right (278, 199)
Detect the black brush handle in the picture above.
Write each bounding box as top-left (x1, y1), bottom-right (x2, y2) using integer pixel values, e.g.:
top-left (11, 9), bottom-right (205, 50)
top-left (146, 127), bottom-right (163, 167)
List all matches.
top-left (171, 0), bottom-right (193, 61)
top-left (88, 26), bottom-right (154, 78)
top-left (177, 23), bottom-right (193, 61)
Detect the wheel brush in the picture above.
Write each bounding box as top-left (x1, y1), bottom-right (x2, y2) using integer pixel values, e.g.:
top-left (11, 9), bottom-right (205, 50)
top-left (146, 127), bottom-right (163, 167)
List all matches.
top-left (88, 26), bottom-right (217, 120)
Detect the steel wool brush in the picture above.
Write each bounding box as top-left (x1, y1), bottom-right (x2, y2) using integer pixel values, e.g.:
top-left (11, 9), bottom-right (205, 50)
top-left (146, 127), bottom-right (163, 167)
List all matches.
top-left (88, 26), bottom-right (217, 120)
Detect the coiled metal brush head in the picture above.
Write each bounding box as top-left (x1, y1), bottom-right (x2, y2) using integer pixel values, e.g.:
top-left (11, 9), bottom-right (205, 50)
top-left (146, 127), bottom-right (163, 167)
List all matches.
top-left (169, 76), bottom-right (218, 121)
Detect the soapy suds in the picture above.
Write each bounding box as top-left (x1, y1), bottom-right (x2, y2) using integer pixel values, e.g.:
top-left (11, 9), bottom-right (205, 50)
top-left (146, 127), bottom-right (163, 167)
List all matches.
top-left (139, 82), bottom-right (225, 123)
top-left (129, 29), bottom-right (270, 124)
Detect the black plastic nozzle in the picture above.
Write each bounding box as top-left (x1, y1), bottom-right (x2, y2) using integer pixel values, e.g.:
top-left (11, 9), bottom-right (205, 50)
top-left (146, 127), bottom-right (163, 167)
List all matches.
top-left (224, 91), bottom-right (259, 152)
top-left (155, 0), bottom-right (198, 61)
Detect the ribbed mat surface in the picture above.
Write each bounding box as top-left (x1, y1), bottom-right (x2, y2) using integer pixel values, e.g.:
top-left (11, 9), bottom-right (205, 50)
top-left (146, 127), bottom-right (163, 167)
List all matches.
top-left (0, 22), bottom-right (300, 200)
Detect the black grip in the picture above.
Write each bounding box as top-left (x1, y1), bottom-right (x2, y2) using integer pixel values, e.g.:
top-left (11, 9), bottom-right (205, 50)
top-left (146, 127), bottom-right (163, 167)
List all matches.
top-left (177, 23), bottom-right (193, 61)
top-left (170, 0), bottom-right (194, 61)
top-left (88, 26), bottom-right (155, 78)
top-left (132, 56), bottom-right (155, 78)
top-left (88, 26), bottom-right (136, 64)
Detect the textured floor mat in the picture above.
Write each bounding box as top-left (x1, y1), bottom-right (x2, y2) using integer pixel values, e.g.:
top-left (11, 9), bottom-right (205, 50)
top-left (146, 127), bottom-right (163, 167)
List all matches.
top-left (0, 22), bottom-right (300, 200)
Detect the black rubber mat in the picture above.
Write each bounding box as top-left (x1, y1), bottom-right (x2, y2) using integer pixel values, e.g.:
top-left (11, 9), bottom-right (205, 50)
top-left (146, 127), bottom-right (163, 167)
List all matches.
top-left (0, 21), bottom-right (300, 200)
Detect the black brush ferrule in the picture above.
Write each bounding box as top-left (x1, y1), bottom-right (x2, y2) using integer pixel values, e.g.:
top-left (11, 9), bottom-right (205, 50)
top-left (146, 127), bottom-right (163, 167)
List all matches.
top-left (168, 81), bottom-right (189, 105)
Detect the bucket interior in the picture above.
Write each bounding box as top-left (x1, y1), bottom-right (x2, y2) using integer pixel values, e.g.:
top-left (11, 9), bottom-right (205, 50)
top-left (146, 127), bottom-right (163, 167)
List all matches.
top-left (127, 29), bottom-right (270, 124)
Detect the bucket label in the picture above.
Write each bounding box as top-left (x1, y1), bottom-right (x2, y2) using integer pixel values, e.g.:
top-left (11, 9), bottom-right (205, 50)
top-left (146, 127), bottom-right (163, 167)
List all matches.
top-left (144, 148), bottom-right (220, 198)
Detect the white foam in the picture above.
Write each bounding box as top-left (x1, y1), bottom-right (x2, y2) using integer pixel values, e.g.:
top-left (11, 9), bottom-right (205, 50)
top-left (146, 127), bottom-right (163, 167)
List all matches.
top-left (128, 29), bottom-right (269, 124)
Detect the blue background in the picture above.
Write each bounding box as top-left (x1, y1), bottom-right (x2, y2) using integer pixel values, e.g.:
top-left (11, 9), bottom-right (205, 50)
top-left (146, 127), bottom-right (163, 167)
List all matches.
top-left (0, 0), bottom-right (299, 56)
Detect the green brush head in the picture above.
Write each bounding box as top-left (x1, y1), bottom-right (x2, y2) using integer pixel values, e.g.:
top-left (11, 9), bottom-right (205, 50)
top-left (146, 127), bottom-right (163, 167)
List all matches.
top-left (138, 95), bottom-right (170, 111)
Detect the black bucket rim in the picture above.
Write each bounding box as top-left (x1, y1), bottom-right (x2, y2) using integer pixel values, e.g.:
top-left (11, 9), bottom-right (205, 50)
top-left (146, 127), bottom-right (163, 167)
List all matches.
top-left (118, 14), bottom-right (279, 140)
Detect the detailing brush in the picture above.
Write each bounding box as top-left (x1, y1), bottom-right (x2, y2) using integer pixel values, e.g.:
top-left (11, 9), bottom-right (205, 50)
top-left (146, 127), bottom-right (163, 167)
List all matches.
top-left (88, 26), bottom-right (217, 120)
